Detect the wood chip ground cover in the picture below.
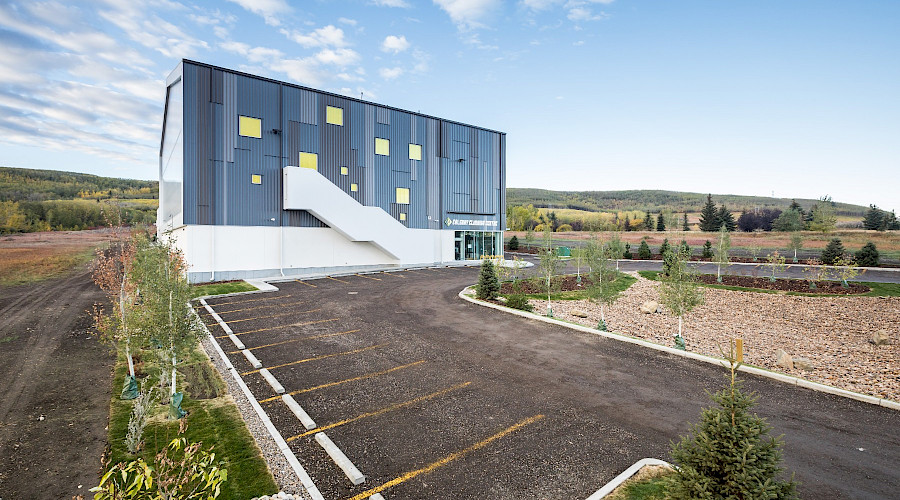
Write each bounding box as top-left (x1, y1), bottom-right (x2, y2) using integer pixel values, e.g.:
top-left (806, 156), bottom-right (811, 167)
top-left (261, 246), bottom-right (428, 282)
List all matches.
top-left (534, 274), bottom-right (900, 402)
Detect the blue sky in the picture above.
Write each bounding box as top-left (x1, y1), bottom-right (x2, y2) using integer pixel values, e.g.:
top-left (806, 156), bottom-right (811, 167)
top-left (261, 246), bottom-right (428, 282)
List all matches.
top-left (1, 0), bottom-right (897, 212)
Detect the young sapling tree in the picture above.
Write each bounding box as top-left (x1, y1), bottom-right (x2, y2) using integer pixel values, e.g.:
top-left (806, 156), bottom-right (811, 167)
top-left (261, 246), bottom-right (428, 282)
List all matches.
top-left (587, 241), bottom-right (623, 331)
top-left (766, 251), bottom-right (787, 282)
top-left (802, 258), bottom-right (827, 289)
top-left (788, 232), bottom-right (803, 263)
top-left (830, 254), bottom-right (858, 288)
top-left (713, 225), bottom-right (731, 283)
top-left (658, 247), bottom-right (705, 344)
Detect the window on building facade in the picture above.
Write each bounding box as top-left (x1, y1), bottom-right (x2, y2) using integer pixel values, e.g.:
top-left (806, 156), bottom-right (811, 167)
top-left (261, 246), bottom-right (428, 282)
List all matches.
top-left (326, 106), bottom-right (343, 126)
top-left (396, 187), bottom-right (410, 204)
top-left (299, 152), bottom-right (318, 170)
top-left (375, 138), bottom-right (390, 156)
top-left (239, 116), bottom-right (261, 138)
top-left (409, 143), bottom-right (422, 160)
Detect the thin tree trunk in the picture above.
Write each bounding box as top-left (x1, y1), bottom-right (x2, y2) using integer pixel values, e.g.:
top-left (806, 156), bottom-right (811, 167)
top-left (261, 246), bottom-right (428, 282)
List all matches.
top-left (678, 316), bottom-right (683, 337)
top-left (120, 284), bottom-right (134, 378)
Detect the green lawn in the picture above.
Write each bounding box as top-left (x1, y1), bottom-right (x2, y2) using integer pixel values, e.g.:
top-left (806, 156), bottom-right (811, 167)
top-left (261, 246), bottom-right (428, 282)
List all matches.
top-left (191, 280), bottom-right (259, 299)
top-left (638, 270), bottom-right (900, 297)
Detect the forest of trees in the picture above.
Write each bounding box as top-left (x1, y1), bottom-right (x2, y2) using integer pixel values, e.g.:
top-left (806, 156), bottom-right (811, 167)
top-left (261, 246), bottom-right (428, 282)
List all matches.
top-left (0, 167), bottom-right (158, 233)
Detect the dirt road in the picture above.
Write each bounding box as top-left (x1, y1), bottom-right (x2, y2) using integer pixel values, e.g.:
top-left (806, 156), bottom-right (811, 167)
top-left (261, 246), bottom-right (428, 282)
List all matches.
top-left (0, 270), bottom-right (113, 499)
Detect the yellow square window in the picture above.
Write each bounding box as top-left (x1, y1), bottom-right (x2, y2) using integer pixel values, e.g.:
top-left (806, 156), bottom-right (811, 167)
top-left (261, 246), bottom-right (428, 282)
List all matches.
top-left (409, 143), bottom-right (422, 161)
top-left (299, 152), bottom-right (318, 170)
top-left (239, 116), bottom-right (261, 138)
top-left (399, 213), bottom-right (407, 221)
top-left (340, 166), bottom-right (349, 176)
top-left (375, 138), bottom-right (390, 156)
top-left (326, 106), bottom-right (343, 126)
top-left (350, 183), bottom-right (358, 192)
top-left (395, 187), bottom-right (410, 205)
top-left (251, 174), bottom-right (262, 185)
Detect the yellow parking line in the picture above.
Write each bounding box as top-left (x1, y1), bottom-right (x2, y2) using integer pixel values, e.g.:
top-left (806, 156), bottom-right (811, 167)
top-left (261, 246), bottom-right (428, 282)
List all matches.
top-left (326, 276), bottom-right (351, 284)
top-left (242, 343), bottom-right (388, 376)
top-left (205, 294), bottom-right (292, 307)
top-left (286, 381), bottom-right (471, 441)
top-left (259, 360), bottom-right (426, 404)
top-left (229, 329), bottom-right (361, 354)
top-left (295, 280), bottom-right (317, 287)
top-left (215, 318), bottom-right (339, 338)
top-left (381, 271), bottom-right (406, 278)
top-left (356, 273), bottom-right (382, 281)
top-left (215, 301), bottom-right (305, 315)
top-left (345, 414), bottom-right (545, 500)
top-left (224, 309), bottom-right (320, 324)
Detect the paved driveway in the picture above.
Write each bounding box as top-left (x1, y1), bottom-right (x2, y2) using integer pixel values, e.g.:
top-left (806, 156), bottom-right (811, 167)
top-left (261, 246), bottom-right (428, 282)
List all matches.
top-left (202, 267), bottom-right (899, 499)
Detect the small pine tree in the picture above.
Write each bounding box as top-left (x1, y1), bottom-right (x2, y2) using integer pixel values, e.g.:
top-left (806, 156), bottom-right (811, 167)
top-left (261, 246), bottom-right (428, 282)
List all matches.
top-left (682, 213), bottom-right (690, 231)
top-left (659, 238), bottom-right (671, 257)
top-left (863, 204), bottom-right (884, 231)
top-left (476, 259), bottom-right (500, 300)
top-left (508, 235), bottom-right (519, 250)
top-left (883, 210), bottom-right (900, 230)
top-left (623, 242), bottom-right (633, 259)
top-left (680, 239), bottom-right (690, 255)
top-left (698, 194), bottom-right (718, 232)
top-left (716, 205), bottom-right (736, 232)
top-left (645, 211), bottom-right (654, 231)
top-left (656, 213), bottom-right (666, 232)
top-left (668, 361), bottom-right (797, 500)
top-left (821, 238), bottom-right (845, 265)
top-left (623, 215), bottom-right (632, 232)
top-left (638, 240), bottom-right (651, 259)
top-left (855, 242), bottom-right (879, 267)
top-left (702, 240), bottom-right (713, 258)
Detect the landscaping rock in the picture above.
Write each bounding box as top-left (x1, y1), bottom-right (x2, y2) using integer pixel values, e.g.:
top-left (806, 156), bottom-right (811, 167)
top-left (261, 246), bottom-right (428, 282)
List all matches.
top-left (793, 357), bottom-right (815, 371)
top-left (870, 330), bottom-right (891, 346)
top-left (774, 350), bottom-right (793, 370)
top-left (571, 310), bottom-right (588, 318)
top-left (639, 301), bottom-right (659, 314)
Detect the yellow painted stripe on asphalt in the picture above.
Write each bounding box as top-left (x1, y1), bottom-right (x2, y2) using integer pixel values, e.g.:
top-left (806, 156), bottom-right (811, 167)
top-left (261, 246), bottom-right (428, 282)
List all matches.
top-left (223, 308), bottom-right (321, 324)
top-left (242, 343), bottom-right (388, 376)
top-left (286, 381), bottom-right (471, 441)
top-left (326, 276), bottom-right (351, 284)
top-left (259, 360), bottom-right (426, 403)
top-left (215, 318), bottom-right (339, 338)
top-left (215, 301), bottom-right (305, 315)
top-left (295, 280), bottom-right (317, 287)
top-left (345, 414), bottom-right (545, 500)
top-left (356, 273), bottom-right (382, 281)
top-left (228, 329), bottom-right (361, 354)
top-left (381, 271), bottom-right (405, 278)
top-left (204, 294), bottom-right (292, 307)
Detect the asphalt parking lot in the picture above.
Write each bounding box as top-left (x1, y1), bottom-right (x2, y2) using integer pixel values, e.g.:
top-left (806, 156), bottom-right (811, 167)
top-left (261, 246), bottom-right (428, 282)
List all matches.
top-left (200, 266), bottom-right (900, 500)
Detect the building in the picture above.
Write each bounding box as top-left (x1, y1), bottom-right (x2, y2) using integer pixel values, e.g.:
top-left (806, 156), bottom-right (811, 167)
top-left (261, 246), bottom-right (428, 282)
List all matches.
top-left (158, 60), bottom-right (506, 282)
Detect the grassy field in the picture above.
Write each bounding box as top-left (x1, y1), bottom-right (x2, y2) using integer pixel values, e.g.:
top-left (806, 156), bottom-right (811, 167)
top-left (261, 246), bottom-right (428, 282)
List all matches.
top-left (192, 280), bottom-right (259, 298)
top-left (106, 345), bottom-right (278, 498)
top-left (0, 230), bottom-right (119, 286)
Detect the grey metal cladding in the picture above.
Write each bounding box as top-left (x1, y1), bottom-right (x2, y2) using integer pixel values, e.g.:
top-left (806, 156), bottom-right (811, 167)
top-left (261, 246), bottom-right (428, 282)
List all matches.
top-left (177, 60), bottom-right (503, 231)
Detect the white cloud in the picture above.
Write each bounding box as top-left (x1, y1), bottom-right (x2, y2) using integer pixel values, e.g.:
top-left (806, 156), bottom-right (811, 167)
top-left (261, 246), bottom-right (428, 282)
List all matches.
top-left (433, 0), bottom-right (501, 28)
top-left (220, 41), bottom-right (285, 63)
top-left (567, 6), bottom-right (607, 21)
top-left (573, 40), bottom-right (584, 46)
top-left (412, 49), bottom-right (430, 73)
top-left (270, 58), bottom-right (323, 86)
top-left (372, 0), bottom-right (410, 7)
top-left (379, 67), bottom-right (404, 80)
top-left (338, 17), bottom-right (357, 25)
top-left (225, 0), bottom-right (290, 26)
top-left (282, 25), bottom-right (347, 48)
top-left (315, 48), bottom-right (361, 66)
top-left (381, 35), bottom-right (410, 53)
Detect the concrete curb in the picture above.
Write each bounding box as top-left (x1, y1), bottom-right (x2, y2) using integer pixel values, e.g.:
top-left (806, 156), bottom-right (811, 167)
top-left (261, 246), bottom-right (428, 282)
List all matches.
top-left (458, 288), bottom-right (900, 411)
top-left (196, 299), bottom-right (324, 500)
top-left (585, 458), bottom-right (672, 500)
top-left (315, 432), bottom-right (366, 485)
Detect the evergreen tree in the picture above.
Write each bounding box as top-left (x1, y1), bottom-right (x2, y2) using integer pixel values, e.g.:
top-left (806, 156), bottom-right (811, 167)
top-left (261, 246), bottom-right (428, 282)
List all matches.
top-left (638, 240), bottom-right (651, 259)
top-left (702, 240), bottom-right (713, 259)
top-left (476, 259), bottom-right (500, 300)
top-left (644, 211), bottom-right (654, 231)
top-left (716, 205), bottom-right (737, 232)
top-left (623, 215), bottom-right (631, 231)
top-left (669, 362), bottom-right (797, 500)
top-left (863, 205), bottom-right (884, 231)
top-left (682, 213), bottom-right (690, 231)
top-left (788, 199), bottom-right (805, 219)
top-left (821, 238), bottom-right (845, 265)
top-left (698, 194), bottom-right (718, 232)
top-left (855, 242), bottom-right (879, 267)
top-left (508, 235), bottom-right (519, 250)
top-left (656, 213), bottom-right (666, 231)
top-left (659, 238), bottom-right (671, 257)
top-left (680, 239), bottom-right (691, 255)
top-left (773, 209), bottom-right (805, 232)
top-left (623, 242), bottom-right (633, 259)
top-left (884, 210), bottom-right (900, 230)
top-left (809, 196), bottom-right (837, 233)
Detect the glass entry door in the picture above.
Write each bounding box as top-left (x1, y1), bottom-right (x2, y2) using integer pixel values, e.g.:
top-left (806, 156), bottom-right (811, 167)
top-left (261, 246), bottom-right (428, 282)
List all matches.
top-left (454, 231), bottom-right (502, 260)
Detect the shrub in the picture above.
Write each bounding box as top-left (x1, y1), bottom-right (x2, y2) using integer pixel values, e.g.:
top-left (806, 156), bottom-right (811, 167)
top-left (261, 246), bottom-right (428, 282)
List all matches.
top-left (679, 239), bottom-right (690, 255)
top-left (855, 242), bottom-right (879, 267)
top-left (668, 363), bottom-right (797, 500)
top-left (821, 238), bottom-right (845, 265)
top-left (476, 259), bottom-right (500, 300)
top-left (124, 388), bottom-right (157, 454)
top-left (505, 293), bottom-right (533, 312)
top-left (556, 223), bottom-right (573, 232)
top-left (702, 240), bottom-right (713, 258)
top-left (659, 238), bottom-right (671, 258)
top-left (508, 235), bottom-right (519, 250)
top-left (623, 242), bottom-right (633, 259)
top-left (638, 240), bottom-right (652, 259)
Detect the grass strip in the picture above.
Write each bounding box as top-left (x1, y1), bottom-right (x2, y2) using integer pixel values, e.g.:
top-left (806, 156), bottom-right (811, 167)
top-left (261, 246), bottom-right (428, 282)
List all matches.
top-left (106, 344), bottom-right (278, 499)
top-left (191, 280), bottom-right (259, 299)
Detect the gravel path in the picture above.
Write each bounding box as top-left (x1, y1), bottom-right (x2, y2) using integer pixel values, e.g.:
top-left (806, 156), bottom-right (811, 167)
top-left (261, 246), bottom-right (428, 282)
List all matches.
top-left (538, 273), bottom-right (900, 402)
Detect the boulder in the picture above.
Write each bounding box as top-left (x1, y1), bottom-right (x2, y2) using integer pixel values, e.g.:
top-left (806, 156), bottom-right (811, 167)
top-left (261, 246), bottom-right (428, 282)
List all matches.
top-left (793, 356), bottom-right (815, 371)
top-left (774, 349), bottom-right (793, 370)
top-left (571, 310), bottom-right (589, 318)
top-left (870, 330), bottom-right (891, 346)
top-left (640, 301), bottom-right (659, 314)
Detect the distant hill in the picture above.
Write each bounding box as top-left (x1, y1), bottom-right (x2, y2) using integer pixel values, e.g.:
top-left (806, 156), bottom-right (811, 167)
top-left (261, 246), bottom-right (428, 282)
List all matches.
top-left (0, 166), bottom-right (157, 202)
top-left (0, 167), bottom-right (158, 232)
top-left (507, 188), bottom-right (868, 217)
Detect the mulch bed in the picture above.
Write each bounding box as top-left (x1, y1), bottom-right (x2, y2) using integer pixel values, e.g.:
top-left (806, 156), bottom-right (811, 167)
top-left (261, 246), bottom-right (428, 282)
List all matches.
top-left (500, 275), bottom-right (593, 294)
top-left (696, 274), bottom-right (870, 294)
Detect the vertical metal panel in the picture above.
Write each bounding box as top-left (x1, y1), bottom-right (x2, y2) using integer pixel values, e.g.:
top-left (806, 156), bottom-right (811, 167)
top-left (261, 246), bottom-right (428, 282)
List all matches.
top-left (364, 104), bottom-right (375, 205)
top-left (376, 106), bottom-right (390, 125)
top-left (426, 118), bottom-right (440, 227)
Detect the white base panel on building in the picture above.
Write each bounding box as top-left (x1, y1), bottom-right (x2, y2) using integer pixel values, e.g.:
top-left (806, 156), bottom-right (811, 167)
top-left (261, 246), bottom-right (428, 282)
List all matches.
top-left (164, 224), bottom-right (457, 283)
